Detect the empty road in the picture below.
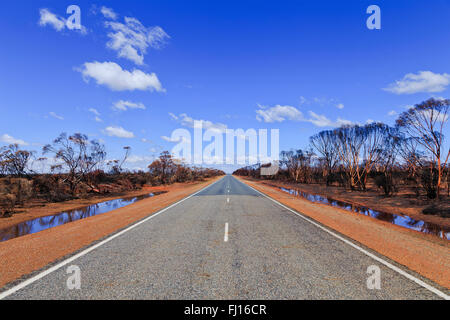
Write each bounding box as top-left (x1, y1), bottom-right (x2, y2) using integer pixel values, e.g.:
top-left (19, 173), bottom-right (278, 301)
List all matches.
top-left (1, 175), bottom-right (447, 299)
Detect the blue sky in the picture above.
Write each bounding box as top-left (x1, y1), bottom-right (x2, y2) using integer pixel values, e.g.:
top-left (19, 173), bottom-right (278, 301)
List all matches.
top-left (1, 0), bottom-right (450, 172)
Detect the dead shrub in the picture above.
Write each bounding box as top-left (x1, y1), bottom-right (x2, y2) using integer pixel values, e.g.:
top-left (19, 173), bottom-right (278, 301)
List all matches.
top-left (0, 178), bottom-right (33, 217)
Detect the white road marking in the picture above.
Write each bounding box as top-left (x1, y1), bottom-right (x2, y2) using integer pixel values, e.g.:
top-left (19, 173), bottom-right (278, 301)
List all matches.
top-left (224, 223), bottom-right (229, 242)
top-left (227, 197), bottom-right (230, 203)
top-left (0, 177), bottom-right (225, 300)
top-left (238, 178), bottom-right (449, 300)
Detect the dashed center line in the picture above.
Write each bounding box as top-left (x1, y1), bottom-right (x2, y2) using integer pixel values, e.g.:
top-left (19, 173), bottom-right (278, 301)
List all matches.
top-left (224, 223), bottom-right (229, 242)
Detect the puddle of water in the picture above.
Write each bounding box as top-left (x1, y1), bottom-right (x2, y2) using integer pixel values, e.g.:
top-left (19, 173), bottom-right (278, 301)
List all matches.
top-left (277, 186), bottom-right (450, 240)
top-left (0, 192), bottom-right (166, 242)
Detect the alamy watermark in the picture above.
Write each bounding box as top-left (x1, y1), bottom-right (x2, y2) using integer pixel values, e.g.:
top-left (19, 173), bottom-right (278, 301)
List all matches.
top-left (366, 5), bottom-right (381, 30)
top-left (66, 265), bottom-right (81, 290)
top-left (366, 265), bottom-right (381, 290)
top-left (66, 5), bottom-right (82, 30)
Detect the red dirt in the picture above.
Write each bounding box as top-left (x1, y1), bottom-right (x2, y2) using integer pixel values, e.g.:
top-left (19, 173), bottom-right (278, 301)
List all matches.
top-left (0, 177), bottom-right (221, 288)
top-left (236, 176), bottom-right (450, 290)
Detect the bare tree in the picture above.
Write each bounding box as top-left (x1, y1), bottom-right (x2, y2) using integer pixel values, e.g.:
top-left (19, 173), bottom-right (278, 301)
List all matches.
top-left (310, 130), bottom-right (338, 185)
top-left (397, 137), bottom-right (423, 179)
top-left (107, 146), bottom-right (131, 174)
top-left (396, 98), bottom-right (450, 198)
top-left (280, 149), bottom-right (315, 184)
top-left (119, 146), bottom-right (131, 171)
top-left (333, 123), bottom-right (389, 191)
top-left (280, 150), bottom-right (302, 183)
top-left (0, 146), bottom-right (8, 175)
top-left (333, 125), bottom-right (365, 190)
top-left (0, 144), bottom-right (33, 176)
top-left (360, 123), bottom-right (393, 190)
top-left (148, 151), bottom-right (177, 184)
top-left (375, 127), bottom-right (401, 196)
top-left (43, 133), bottom-right (106, 195)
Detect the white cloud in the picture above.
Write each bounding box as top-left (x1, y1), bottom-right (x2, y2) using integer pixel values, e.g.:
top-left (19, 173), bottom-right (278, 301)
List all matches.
top-left (298, 96), bottom-right (338, 107)
top-left (88, 108), bottom-right (102, 122)
top-left (388, 110), bottom-right (397, 116)
top-left (78, 61), bottom-right (164, 92)
top-left (256, 105), bottom-right (304, 123)
top-left (103, 126), bottom-right (135, 138)
top-left (255, 104), bottom-right (352, 127)
top-left (101, 6), bottom-right (117, 20)
top-left (299, 96), bottom-right (307, 105)
top-left (105, 16), bottom-right (170, 65)
top-left (88, 108), bottom-right (100, 116)
top-left (335, 118), bottom-right (353, 127)
top-left (384, 71), bottom-right (450, 94)
top-left (307, 112), bottom-right (333, 127)
top-left (170, 113), bottom-right (227, 134)
top-left (39, 8), bottom-right (65, 31)
top-left (0, 134), bottom-right (28, 146)
top-left (307, 111), bottom-right (352, 127)
top-left (312, 97), bottom-right (337, 105)
top-left (337, 103), bottom-right (344, 109)
top-left (49, 112), bottom-right (64, 120)
top-left (113, 100), bottom-right (146, 111)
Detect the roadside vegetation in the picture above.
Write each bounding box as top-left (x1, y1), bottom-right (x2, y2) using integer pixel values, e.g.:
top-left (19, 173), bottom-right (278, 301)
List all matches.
top-left (0, 133), bottom-right (224, 218)
top-left (234, 98), bottom-right (450, 218)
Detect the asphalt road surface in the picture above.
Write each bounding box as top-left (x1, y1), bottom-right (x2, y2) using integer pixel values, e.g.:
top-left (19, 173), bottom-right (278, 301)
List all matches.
top-left (1, 176), bottom-right (447, 299)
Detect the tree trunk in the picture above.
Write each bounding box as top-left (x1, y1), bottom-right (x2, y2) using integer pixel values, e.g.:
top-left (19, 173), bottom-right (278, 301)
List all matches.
top-left (437, 158), bottom-right (441, 199)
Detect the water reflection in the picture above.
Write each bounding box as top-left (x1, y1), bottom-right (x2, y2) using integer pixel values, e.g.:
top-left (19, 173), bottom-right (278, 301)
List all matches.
top-left (277, 186), bottom-right (449, 240)
top-left (0, 192), bottom-right (165, 242)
